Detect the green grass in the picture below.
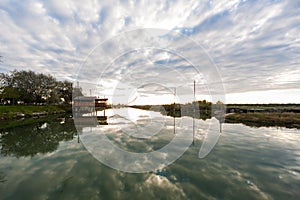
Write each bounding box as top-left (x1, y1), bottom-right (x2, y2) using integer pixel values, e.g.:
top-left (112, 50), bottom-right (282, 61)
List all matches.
top-left (0, 105), bottom-right (72, 120)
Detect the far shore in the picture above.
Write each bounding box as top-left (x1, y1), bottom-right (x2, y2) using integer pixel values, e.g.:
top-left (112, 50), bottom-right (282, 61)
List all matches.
top-left (1, 103), bottom-right (299, 130)
top-left (131, 103), bottom-right (300, 129)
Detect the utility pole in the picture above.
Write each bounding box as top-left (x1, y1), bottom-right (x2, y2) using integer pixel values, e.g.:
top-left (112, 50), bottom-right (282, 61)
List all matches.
top-left (76, 81), bottom-right (80, 143)
top-left (173, 87), bottom-right (176, 114)
top-left (174, 88), bottom-right (176, 104)
top-left (173, 87), bottom-right (176, 134)
top-left (193, 80), bottom-right (196, 145)
top-left (194, 80), bottom-right (196, 100)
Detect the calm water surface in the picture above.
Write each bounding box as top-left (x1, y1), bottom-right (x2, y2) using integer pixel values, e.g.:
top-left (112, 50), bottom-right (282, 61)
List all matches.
top-left (0, 108), bottom-right (299, 200)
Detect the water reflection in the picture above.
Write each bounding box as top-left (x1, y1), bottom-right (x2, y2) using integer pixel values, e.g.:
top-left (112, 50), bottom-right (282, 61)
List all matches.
top-left (0, 171), bottom-right (6, 183)
top-left (0, 116), bottom-right (76, 157)
top-left (78, 108), bottom-right (195, 172)
top-left (73, 107), bottom-right (224, 172)
top-left (0, 109), bottom-right (299, 199)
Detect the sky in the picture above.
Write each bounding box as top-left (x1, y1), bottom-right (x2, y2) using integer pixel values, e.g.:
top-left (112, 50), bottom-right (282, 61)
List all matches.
top-left (0, 0), bottom-right (299, 104)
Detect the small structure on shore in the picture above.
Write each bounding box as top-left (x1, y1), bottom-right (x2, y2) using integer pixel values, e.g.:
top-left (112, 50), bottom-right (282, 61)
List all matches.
top-left (95, 98), bottom-right (108, 108)
top-left (95, 98), bottom-right (108, 124)
top-left (73, 96), bottom-right (108, 126)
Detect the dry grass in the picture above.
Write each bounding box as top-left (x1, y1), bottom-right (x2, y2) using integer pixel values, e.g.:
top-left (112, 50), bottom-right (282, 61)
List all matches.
top-left (225, 112), bottom-right (300, 129)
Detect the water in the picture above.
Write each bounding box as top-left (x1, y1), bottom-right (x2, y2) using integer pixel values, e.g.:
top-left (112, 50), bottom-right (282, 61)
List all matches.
top-left (0, 108), bottom-right (299, 200)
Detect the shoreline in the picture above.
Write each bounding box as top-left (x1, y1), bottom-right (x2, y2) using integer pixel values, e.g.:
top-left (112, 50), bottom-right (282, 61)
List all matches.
top-left (225, 112), bottom-right (300, 129)
top-left (0, 105), bottom-right (72, 120)
top-left (131, 104), bottom-right (300, 129)
top-left (0, 105), bottom-right (72, 130)
top-left (1, 105), bottom-right (299, 130)
top-left (0, 105), bottom-right (72, 129)
top-left (0, 113), bottom-right (72, 130)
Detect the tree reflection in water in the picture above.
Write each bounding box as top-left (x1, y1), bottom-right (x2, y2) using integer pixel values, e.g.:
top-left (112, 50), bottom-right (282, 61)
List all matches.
top-left (0, 116), bottom-right (76, 158)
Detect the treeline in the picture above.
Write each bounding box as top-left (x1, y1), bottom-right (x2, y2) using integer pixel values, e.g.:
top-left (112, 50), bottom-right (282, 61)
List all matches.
top-left (0, 70), bottom-right (73, 105)
top-left (131, 100), bottom-right (214, 119)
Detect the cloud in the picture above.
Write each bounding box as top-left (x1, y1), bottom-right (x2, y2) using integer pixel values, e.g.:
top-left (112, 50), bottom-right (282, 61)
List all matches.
top-left (0, 0), bottom-right (299, 103)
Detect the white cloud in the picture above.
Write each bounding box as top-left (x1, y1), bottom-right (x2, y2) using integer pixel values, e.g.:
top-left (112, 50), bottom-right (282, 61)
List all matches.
top-left (0, 0), bottom-right (299, 103)
top-left (226, 89), bottom-right (300, 104)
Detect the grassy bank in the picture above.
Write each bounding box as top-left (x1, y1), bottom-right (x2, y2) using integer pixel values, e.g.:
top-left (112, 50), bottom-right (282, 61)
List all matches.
top-left (0, 105), bottom-right (72, 120)
top-left (225, 112), bottom-right (300, 129)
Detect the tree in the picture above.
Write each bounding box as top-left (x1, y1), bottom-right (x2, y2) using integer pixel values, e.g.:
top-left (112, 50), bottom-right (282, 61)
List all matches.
top-left (57, 80), bottom-right (73, 104)
top-left (0, 70), bottom-right (73, 105)
top-left (0, 87), bottom-right (20, 105)
top-left (216, 100), bottom-right (224, 104)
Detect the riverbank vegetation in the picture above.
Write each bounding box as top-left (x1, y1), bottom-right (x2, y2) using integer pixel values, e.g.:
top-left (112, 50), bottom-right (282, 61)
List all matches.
top-left (0, 70), bottom-right (73, 124)
top-left (131, 100), bottom-right (213, 119)
top-left (225, 112), bottom-right (300, 129)
top-left (131, 102), bottom-right (300, 129)
top-left (0, 105), bottom-right (72, 120)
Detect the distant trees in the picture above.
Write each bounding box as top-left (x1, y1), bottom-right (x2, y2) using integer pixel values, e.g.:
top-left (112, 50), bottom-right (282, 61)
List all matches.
top-left (0, 70), bottom-right (73, 105)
